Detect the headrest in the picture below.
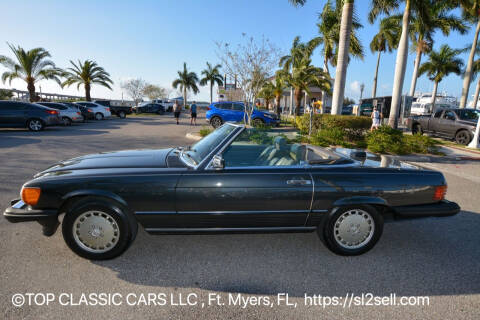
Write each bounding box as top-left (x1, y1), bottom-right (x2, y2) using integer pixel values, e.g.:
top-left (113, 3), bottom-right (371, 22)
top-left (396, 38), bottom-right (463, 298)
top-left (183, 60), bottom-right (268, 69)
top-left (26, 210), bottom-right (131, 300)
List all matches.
top-left (274, 136), bottom-right (287, 151)
top-left (290, 144), bottom-right (306, 162)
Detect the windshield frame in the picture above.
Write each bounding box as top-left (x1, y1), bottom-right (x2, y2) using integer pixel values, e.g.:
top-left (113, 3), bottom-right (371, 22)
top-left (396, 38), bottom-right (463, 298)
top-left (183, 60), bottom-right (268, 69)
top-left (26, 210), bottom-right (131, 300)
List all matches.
top-left (179, 123), bottom-right (243, 169)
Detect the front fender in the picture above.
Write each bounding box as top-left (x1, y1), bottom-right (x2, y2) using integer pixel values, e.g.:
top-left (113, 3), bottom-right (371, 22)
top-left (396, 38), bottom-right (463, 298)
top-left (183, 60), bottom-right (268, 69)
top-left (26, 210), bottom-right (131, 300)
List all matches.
top-left (61, 189), bottom-right (128, 207)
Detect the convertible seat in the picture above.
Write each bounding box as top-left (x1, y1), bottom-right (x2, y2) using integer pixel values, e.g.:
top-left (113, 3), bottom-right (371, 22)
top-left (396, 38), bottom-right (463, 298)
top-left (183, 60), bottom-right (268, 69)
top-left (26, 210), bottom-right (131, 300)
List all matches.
top-left (275, 143), bottom-right (306, 166)
top-left (256, 136), bottom-right (289, 165)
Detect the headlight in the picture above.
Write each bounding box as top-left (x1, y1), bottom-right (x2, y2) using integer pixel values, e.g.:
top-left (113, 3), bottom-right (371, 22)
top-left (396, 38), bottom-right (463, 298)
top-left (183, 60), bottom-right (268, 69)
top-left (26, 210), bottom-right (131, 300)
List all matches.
top-left (263, 113), bottom-right (273, 119)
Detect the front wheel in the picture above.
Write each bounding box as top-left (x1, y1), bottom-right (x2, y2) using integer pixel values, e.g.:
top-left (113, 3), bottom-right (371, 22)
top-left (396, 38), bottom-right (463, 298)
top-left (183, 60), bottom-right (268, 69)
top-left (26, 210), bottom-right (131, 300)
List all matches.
top-left (118, 111), bottom-right (126, 119)
top-left (252, 118), bottom-right (265, 127)
top-left (412, 123), bottom-right (422, 135)
top-left (62, 117), bottom-right (72, 126)
top-left (455, 130), bottom-right (471, 145)
top-left (62, 197), bottom-right (137, 260)
top-left (319, 205), bottom-right (383, 256)
top-left (210, 116), bottom-right (223, 128)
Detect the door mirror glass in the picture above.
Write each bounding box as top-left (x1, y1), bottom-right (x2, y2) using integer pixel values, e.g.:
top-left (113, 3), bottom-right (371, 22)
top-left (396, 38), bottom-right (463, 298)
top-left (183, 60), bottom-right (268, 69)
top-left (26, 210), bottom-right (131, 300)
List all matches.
top-left (211, 155), bottom-right (225, 170)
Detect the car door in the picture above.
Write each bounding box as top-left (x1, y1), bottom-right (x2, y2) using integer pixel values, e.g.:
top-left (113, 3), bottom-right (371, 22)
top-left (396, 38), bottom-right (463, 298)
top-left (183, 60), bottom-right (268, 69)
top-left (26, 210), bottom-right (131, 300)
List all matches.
top-left (231, 103), bottom-right (246, 122)
top-left (437, 110), bottom-right (457, 136)
top-left (217, 103), bottom-right (233, 121)
top-left (175, 129), bottom-right (313, 228)
top-left (0, 102), bottom-right (28, 126)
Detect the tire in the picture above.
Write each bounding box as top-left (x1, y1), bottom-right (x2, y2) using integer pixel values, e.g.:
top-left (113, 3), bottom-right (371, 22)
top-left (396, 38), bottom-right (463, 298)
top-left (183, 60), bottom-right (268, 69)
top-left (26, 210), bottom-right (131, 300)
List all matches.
top-left (118, 111), bottom-right (126, 119)
top-left (210, 116), bottom-right (223, 128)
top-left (412, 123), bottom-right (422, 135)
top-left (455, 130), bottom-right (471, 145)
top-left (156, 110), bottom-right (165, 115)
top-left (62, 197), bottom-right (137, 260)
top-left (318, 205), bottom-right (383, 256)
top-left (27, 118), bottom-right (44, 131)
top-left (62, 117), bottom-right (72, 126)
top-left (95, 112), bottom-right (104, 121)
top-left (252, 118), bottom-right (265, 127)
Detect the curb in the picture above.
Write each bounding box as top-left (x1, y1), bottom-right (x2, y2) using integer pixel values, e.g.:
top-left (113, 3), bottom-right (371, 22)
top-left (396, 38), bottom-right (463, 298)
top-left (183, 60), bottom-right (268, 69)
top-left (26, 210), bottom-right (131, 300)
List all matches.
top-left (186, 132), bottom-right (202, 141)
top-left (443, 144), bottom-right (480, 156)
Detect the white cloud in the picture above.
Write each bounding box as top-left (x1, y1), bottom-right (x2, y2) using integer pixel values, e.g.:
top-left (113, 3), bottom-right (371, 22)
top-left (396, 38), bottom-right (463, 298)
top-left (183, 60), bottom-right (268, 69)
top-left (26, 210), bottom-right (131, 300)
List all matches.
top-left (350, 81), bottom-right (361, 94)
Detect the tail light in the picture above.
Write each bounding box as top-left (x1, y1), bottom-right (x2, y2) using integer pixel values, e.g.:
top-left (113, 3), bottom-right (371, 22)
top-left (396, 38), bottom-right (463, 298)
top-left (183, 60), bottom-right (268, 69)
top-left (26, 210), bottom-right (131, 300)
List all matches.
top-left (433, 185), bottom-right (447, 201)
top-left (21, 187), bottom-right (41, 206)
top-left (206, 107), bottom-right (211, 111)
top-left (88, 109), bottom-right (93, 113)
top-left (106, 108), bottom-right (110, 112)
top-left (77, 112), bottom-right (81, 115)
top-left (46, 110), bottom-right (58, 115)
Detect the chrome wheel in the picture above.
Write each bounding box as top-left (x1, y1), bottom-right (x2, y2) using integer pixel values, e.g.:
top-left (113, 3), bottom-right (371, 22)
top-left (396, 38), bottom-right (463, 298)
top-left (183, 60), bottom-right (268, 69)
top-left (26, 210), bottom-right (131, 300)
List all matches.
top-left (95, 113), bottom-right (104, 120)
top-left (455, 130), bottom-right (470, 145)
top-left (211, 117), bottom-right (222, 128)
top-left (73, 210), bottom-right (119, 253)
top-left (28, 119), bottom-right (43, 131)
top-left (333, 209), bottom-right (375, 249)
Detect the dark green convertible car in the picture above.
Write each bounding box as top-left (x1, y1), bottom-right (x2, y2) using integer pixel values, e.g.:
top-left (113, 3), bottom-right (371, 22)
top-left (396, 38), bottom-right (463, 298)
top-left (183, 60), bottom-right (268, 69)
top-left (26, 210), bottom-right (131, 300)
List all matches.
top-left (4, 123), bottom-right (460, 259)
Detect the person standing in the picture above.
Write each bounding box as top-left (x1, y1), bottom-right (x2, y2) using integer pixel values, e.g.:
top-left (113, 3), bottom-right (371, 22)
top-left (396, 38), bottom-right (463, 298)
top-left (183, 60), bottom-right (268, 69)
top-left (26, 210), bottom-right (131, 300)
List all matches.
top-left (370, 107), bottom-right (382, 131)
top-left (173, 100), bottom-right (181, 125)
top-left (190, 101), bottom-right (197, 126)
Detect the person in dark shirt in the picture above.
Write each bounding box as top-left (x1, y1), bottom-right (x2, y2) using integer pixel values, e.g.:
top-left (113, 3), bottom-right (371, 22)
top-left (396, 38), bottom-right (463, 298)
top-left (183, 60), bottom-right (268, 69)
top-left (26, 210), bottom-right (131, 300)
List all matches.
top-left (190, 101), bottom-right (197, 126)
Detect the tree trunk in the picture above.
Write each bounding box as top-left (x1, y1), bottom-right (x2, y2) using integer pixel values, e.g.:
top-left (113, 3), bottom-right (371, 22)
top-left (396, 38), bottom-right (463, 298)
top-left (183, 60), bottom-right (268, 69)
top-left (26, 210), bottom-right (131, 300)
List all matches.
top-left (460, 19), bottom-right (480, 109)
top-left (183, 88), bottom-right (187, 110)
top-left (85, 83), bottom-right (91, 101)
top-left (331, 0), bottom-right (354, 115)
top-left (372, 50), bottom-right (381, 98)
top-left (431, 81), bottom-right (438, 113)
top-left (294, 89), bottom-right (303, 116)
top-left (275, 95), bottom-right (281, 117)
top-left (409, 44), bottom-right (422, 96)
top-left (473, 78), bottom-right (480, 109)
top-left (289, 87), bottom-right (294, 115)
top-left (321, 58), bottom-right (330, 112)
top-left (389, 0), bottom-right (411, 128)
top-left (210, 82), bottom-right (213, 104)
top-left (27, 79), bottom-right (36, 102)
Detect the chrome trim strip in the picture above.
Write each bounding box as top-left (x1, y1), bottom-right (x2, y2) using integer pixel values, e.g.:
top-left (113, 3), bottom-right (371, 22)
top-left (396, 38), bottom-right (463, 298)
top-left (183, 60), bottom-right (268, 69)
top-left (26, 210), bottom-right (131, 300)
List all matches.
top-left (311, 209), bottom-right (328, 213)
top-left (135, 210), bottom-right (309, 215)
top-left (144, 226), bottom-right (317, 233)
top-left (135, 211), bottom-right (176, 215)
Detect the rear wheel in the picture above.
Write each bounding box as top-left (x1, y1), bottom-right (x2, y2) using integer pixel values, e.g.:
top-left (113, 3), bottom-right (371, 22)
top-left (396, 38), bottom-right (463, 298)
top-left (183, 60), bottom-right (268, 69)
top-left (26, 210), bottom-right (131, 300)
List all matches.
top-left (252, 118), bottom-right (265, 127)
top-left (318, 205), bottom-right (383, 256)
top-left (62, 117), bottom-right (72, 126)
top-left (118, 111), bottom-right (126, 119)
top-left (210, 116), bottom-right (223, 128)
top-left (455, 130), bottom-right (471, 145)
top-left (27, 119), bottom-right (44, 131)
top-left (95, 112), bottom-right (104, 120)
top-left (412, 123), bottom-right (422, 135)
top-left (62, 197), bottom-right (137, 260)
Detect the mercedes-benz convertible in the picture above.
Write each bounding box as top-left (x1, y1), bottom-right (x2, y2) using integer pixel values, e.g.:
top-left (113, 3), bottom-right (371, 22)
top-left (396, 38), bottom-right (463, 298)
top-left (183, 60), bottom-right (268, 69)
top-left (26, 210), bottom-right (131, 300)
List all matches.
top-left (4, 123), bottom-right (460, 259)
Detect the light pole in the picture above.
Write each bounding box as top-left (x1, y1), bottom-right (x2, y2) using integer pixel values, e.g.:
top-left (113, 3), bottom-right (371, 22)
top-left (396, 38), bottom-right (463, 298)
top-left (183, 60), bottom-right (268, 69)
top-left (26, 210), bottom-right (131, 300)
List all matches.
top-left (360, 83), bottom-right (365, 102)
top-left (467, 115), bottom-right (480, 149)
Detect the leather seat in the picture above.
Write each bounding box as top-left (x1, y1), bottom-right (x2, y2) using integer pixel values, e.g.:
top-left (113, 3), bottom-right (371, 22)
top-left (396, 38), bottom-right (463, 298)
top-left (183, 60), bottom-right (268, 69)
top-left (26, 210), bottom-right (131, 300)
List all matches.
top-left (275, 143), bottom-right (306, 166)
top-left (256, 136), bottom-right (289, 166)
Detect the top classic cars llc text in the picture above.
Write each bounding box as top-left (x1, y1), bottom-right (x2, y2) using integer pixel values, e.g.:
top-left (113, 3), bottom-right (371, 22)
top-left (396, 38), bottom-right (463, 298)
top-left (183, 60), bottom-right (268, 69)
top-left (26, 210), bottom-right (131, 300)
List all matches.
top-left (12, 292), bottom-right (429, 308)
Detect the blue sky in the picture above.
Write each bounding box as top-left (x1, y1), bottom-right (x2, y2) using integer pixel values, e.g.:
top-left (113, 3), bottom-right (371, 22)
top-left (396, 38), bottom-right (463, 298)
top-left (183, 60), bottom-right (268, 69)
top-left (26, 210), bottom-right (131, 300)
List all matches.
top-left (0, 0), bottom-right (476, 102)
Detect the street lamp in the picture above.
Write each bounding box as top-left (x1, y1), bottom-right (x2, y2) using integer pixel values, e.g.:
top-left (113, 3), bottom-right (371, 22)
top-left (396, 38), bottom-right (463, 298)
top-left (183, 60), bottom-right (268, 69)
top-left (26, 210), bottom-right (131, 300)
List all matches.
top-left (360, 83), bottom-right (365, 102)
top-left (467, 115), bottom-right (480, 149)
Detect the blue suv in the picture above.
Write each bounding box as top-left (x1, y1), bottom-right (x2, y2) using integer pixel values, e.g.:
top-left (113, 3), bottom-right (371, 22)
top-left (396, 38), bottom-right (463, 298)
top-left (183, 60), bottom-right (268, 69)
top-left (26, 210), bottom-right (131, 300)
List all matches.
top-left (206, 101), bottom-right (280, 128)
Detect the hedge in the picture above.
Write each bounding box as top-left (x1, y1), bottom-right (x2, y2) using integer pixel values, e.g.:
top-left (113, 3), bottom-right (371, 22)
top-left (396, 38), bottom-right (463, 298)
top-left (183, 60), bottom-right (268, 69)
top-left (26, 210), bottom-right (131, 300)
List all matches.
top-left (296, 114), bottom-right (372, 135)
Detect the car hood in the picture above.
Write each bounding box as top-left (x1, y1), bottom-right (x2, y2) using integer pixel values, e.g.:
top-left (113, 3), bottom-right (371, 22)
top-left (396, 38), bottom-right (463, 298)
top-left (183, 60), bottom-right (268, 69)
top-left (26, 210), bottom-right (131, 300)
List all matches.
top-left (35, 148), bottom-right (173, 177)
top-left (457, 119), bottom-right (477, 127)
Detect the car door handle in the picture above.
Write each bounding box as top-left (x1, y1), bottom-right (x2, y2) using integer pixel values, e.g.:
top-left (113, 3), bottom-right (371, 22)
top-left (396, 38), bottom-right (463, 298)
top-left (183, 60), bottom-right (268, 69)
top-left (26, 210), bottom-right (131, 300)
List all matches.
top-left (286, 179), bottom-right (312, 185)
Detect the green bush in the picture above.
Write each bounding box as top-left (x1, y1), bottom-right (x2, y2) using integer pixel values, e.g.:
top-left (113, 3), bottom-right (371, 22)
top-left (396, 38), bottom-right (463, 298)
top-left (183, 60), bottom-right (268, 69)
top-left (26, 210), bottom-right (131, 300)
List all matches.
top-left (403, 134), bottom-right (440, 154)
top-left (311, 127), bottom-right (354, 148)
top-left (366, 126), bottom-right (407, 154)
top-left (199, 127), bottom-right (212, 137)
top-left (296, 114), bottom-right (371, 135)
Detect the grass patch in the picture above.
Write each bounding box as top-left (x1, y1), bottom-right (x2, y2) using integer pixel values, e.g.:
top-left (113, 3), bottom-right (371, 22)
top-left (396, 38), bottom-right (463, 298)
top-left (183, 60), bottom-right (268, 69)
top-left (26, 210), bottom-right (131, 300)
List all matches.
top-left (199, 126), bottom-right (213, 137)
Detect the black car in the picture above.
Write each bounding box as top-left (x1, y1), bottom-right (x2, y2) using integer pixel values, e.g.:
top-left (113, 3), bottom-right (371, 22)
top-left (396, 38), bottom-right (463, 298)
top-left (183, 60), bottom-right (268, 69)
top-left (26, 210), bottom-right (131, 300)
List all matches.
top-left (94, 100), bottom-right (132, 118)
top-left (4, 124), bottom-right (459, 259)
top-left (135, 102), bottom-right (165, 114)
top-left (63, 102), bottom-right (94, 121)
top-left (0, 101), bottom-right (61, 131)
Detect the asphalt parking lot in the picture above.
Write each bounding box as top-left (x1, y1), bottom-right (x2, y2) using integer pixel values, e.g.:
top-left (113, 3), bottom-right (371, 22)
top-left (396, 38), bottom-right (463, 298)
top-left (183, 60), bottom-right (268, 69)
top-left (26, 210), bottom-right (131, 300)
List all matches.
top-left (1, 114), bottom-right (479, 319)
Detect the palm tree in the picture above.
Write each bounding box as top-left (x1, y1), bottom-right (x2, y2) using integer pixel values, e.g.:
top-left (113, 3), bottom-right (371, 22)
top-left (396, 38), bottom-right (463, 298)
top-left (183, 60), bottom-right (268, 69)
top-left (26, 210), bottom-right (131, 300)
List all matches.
top-left (459, 0), bottom-right (480, 108)
top-left (418, 45), bottom-right (463, 111)
top-left (199, 62), bottom-right (223, 104)
top-left (369, 0), bottom-right (431, 128)
top-left (370, 16), bottom-right (401, 98)
top-left (278, 44), bottom-right (331, 117)
top-left (172, 63), bottom-right (199, 108)
top-left (272, 75), bottom-right (287, 116)
top-left (408, 1), bottom-right (467, 96)
top-left (62, 60), bottom-right (113, 101)
top-left (258, 82), bottom-right (275, 110)
top-left (0, 44), bottom-right (62, 102)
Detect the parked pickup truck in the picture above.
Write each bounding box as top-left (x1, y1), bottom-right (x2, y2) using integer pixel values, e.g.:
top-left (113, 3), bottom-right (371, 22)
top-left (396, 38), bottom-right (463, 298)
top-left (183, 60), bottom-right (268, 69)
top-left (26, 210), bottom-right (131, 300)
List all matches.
top-left (408, 108), bottom-right (479, 145)
top-left (94, 100), bottom-right (132, 118)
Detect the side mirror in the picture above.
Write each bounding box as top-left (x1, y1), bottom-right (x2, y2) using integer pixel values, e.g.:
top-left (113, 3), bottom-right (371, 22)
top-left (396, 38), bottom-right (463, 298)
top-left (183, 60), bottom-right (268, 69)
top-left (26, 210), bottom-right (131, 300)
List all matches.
top-left (211, 155), bottom-right (225, 170)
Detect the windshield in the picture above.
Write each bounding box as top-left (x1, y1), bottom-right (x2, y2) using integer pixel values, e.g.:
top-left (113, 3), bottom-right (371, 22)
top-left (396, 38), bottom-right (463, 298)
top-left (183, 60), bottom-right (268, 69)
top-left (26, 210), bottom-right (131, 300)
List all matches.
top-left (457, 109), bottom-right (479, 121)
top-left (181, 124), bottom-right (237, 166)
